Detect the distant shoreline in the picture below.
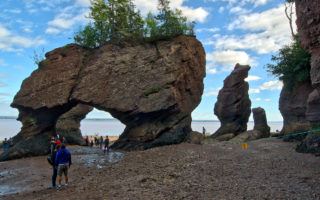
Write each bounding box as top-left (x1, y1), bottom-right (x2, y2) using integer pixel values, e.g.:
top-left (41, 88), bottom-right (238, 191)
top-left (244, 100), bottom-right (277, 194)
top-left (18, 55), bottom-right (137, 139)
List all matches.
top-left (0, 116), bottom-right (284, 123)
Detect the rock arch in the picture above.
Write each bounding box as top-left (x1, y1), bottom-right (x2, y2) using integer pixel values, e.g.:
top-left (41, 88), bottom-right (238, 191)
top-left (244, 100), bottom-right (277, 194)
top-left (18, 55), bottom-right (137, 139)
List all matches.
top-left (0, 36), bottom-right (205, 161)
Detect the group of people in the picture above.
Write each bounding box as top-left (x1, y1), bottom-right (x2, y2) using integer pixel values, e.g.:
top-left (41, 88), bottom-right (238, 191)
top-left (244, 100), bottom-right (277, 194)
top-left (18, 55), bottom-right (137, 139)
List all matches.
top-left (2, 137), bottom-right (13, 152)
top-left (85, 135), bottom-right (110, 153)
top-left (48, 135), bottom-right (72, 190)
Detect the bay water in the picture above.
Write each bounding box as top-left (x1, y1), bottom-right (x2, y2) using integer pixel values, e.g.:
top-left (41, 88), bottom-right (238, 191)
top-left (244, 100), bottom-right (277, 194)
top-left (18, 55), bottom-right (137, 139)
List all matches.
top-left (0, 118), bottom-right (283, 140)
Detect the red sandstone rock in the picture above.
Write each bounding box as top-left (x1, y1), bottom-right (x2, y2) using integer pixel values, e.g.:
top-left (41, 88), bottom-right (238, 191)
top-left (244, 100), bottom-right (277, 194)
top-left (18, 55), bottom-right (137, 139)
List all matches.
top-left (279, 81), bottom-right (312, 134)
top-left (295, 0), bottom-right (320, 123)
top-left (0, 36), bottom-right (205, 161)
top-left (213, 64), bottom-right (251, 137)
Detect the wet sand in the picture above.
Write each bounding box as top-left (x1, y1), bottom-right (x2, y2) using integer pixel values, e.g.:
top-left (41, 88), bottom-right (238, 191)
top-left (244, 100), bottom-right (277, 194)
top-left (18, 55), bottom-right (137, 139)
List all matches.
top-left (1, 138), bottom-right (320, 200)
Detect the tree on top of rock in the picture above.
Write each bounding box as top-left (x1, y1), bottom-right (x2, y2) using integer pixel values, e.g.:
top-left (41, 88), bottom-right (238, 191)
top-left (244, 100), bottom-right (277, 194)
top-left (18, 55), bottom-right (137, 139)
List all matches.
top-left (74, 0), bottom-right (144, 47)
top-left (74, 0), bottom-right (195, 48)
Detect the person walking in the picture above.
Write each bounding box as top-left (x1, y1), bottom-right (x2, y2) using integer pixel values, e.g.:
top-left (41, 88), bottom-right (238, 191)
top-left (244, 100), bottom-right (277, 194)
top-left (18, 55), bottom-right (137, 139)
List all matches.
top-left (104, 136), bottom-right (110, 154)
top-left (55, 144), bottom-right (72, 190)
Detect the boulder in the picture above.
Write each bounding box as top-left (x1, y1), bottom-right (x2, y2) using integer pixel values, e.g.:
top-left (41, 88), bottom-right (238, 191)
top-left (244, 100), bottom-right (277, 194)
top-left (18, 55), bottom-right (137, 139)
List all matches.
top-left (213, 64), bottom-right (251, 137)
top-left (0, 36), bottom-right (205, 161)
top-left (252, 107), bottom-right (270, 137)
top-left (279, 81), bottom-right (312, 134)
top-left (185, 131), bottom-right (205, 144)
top-left (229, 130), bottom-right (265, 143)
top-left (56, 104), bottom-right (93, 145)
top-left (214, 133), bottom-right (235, 142)
top-left (295, 0), bottom-right (320, 124)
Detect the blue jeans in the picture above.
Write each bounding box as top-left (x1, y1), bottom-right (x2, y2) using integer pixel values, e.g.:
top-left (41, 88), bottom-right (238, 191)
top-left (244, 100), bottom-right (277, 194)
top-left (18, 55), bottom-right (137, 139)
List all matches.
top-left (52, 167), bottom-right (57, 187)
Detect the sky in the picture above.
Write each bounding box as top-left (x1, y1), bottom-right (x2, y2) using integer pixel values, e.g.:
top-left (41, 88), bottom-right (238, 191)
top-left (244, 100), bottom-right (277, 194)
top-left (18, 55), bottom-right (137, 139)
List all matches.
top-left (0, 0), bottom-right (295, 121)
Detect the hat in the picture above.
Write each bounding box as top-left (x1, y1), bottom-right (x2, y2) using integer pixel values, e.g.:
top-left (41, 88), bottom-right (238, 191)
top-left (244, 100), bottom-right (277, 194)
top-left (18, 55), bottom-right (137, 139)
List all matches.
top-left (55, 140), bottom-right (62, 146)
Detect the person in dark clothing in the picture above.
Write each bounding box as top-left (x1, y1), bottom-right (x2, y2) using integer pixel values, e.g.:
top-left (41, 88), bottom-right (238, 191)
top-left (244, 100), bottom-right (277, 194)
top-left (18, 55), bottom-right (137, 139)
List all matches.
top-left (8, 137), bottom-right (13, 147)
top-left (85, 136), bottom-right (89, 146)
top-left (90, 140), bottom-right (94, 148)
top-left (99, 136), bottom-right (103, 149)
top-left (104, 136), bottom-right (110, 154)
top-left (50, 140), bottom-right (61, 188)
top-left (55, 144), bottom-right (72, 190)
top-left (2, 138), bottom-right (9, 152)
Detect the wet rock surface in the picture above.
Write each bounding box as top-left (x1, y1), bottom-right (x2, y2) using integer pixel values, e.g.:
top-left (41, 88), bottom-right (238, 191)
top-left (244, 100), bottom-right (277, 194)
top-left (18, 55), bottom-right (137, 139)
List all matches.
top-left (2, 36), bottom-right (205, 161)
top-left (1, 139), bottom-right (320, 200)
top-left (213, 64), bottom-right (251, 137)
top-left (279, 81), bottom-right (312, 134)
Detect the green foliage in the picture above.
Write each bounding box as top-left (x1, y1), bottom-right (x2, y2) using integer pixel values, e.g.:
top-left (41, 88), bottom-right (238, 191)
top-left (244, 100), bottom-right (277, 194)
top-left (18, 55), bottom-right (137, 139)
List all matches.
top-left (267, 37), bottom-right (311, 90)
top-left (74, 0), bottom-right (195, 48)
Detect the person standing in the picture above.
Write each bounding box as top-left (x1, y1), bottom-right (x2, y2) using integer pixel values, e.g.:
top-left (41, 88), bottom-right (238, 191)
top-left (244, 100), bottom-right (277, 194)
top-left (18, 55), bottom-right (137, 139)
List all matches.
top-left (104, 136), bottom-right (110, 154)
top-left (85, 136), bottom-right (89, 146)
top-left (202, 127), bottom-right (206, 136)
top-left (50, 140), bottom-right (61, 189)
top-left (2, 138), bottom-right (9, 152)
top-left (55, 144), bottom-right (72, 190)
top-left (99, 136), bottom-right (103, 149)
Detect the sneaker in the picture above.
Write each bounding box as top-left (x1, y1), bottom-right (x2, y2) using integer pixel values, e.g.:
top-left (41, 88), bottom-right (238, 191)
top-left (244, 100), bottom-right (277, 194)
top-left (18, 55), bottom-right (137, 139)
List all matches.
top-left (56, 185), bottom-right (61, 190)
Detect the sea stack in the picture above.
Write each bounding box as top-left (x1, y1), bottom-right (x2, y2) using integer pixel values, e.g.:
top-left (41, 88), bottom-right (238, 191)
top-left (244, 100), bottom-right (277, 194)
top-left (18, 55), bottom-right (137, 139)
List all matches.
top-left (213, 64), bottom-right (251, 137)
top-left (279, 81), bottom-right (312, 134)
top-left (0, 36), bottom-right (206, 161)
top-left (252, 107), bottom-right (270, 137)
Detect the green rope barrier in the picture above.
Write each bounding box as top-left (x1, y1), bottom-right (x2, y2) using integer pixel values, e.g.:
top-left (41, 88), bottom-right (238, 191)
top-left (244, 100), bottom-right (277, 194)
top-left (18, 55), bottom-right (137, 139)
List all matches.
top-left (279, 128), bottom-right (320, 139)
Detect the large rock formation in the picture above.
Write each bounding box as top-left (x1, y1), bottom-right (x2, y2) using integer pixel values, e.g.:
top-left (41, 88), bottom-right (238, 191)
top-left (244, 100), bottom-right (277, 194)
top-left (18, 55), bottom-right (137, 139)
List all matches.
top-left (279, 81), bottom-right (312, 134)
top-left (213, 64), bottom-right (251, 137)
top-left (0, 36), bottom-right (205, 161)
top-left (252, 107), bottom-right (270, 137)
top-left (295, 0), bottom-right (320, 154)
top-left (56, 104), bottom-right (93, 145)
top-left (295, 0), bottom-right (320, 125)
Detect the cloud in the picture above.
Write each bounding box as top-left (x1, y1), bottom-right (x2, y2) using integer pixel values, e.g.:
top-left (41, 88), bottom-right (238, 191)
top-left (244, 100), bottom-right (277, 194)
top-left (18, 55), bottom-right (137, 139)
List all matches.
top-left (0, 25), bottom-right (45, 52)
top-left (0, 81), bottom-right (7, 87)
top-left (260, 80), bottom-right (283, 91)
top-left (133, 0), bottom-right (209, 22)
top-left (249, 88), bottom-right (261, 94)
top-left (196, 27), bottom-right (220, 33)
top-left (207, 0), bottom-right (271, 7)
top-left (207, 5), bottom-right (296, 55)
top-left (46, 6), bottom-right (90, 34)
top-left (204, 88), bottom-right (221, 97)
top-left (250, 80), bottom-right (283, 94)
top-left (75, 0), bottom-right (91, 7)
top-left (206, 50), bottom-right (255, 72)
top-left (0, 59), bottom-right (6, 67)
top-left (245, 75), bottom-right (261, 82)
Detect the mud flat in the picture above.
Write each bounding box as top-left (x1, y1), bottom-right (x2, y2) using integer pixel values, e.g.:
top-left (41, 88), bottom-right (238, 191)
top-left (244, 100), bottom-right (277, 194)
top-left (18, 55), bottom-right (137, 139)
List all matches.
top-left (1, 138), bottom-right (320, 200)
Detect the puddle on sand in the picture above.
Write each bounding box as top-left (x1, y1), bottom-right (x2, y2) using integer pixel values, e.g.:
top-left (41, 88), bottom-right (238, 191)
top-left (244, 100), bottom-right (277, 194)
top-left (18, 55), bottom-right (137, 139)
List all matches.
top-left (0, 185), bottom-right (19, 196)
top-left (79, 151), bottom-right (124, 169)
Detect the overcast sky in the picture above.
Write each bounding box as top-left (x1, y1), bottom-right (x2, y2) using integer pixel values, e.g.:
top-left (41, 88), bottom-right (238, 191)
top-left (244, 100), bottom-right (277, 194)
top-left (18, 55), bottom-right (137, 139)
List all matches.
top-left (0, 0), bottom-right (294, 121)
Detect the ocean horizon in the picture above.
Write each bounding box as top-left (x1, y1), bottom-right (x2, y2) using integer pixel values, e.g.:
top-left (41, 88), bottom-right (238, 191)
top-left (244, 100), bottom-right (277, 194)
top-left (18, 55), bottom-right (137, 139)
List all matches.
top-left (0, 117), bottom-right (283, 140)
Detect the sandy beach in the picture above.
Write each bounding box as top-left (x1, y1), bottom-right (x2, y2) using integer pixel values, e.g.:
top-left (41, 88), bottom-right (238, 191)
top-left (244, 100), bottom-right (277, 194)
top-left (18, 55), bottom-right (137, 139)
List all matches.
top-left (1, 138), bottom-right (319, 200)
